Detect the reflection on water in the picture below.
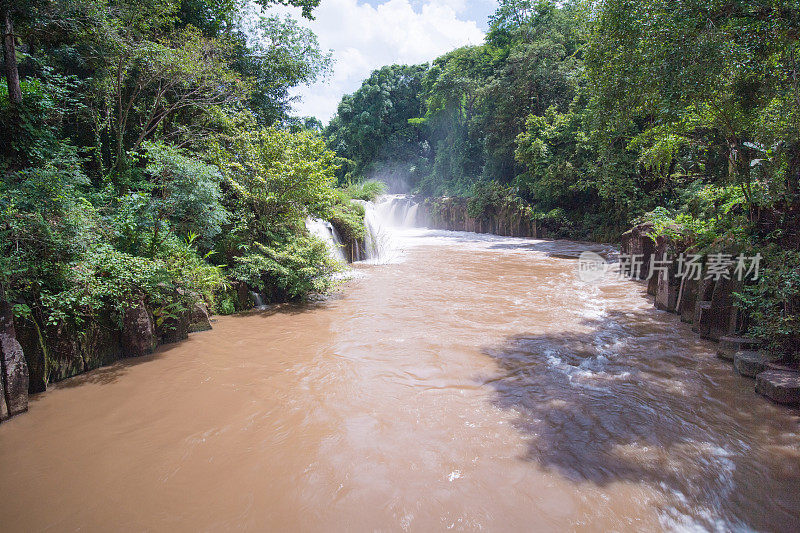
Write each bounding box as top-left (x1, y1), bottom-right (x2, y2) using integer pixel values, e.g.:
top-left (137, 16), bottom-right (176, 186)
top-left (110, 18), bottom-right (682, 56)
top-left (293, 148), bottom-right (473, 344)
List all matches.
top-left (0, 228), bottom-right (798, 532)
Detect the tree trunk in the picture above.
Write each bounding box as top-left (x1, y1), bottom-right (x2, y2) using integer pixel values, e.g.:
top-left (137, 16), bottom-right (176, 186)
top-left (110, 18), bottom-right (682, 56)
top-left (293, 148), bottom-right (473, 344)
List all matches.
top-left (1, 1), bottom-right (22, 105)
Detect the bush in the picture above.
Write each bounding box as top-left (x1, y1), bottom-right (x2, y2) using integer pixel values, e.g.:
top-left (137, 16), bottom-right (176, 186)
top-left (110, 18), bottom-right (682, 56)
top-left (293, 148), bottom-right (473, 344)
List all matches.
top-left (229, 233), bottom-right (341, 301)
top-left (737, 248), bottom-right (800, 362)
top-left (328, 201), bottom-right (366, 243)
top-left (342, 180), bottom-right (386, 201)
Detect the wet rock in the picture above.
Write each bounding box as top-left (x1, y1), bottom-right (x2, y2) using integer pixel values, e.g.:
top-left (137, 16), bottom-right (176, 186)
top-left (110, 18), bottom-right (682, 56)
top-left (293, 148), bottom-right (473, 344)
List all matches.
top-left (121, 300), bottom-right (156, 357)
top-left (756, 370), bottom-right (800, 405)
top-left (189, 302), bottom-right (212, 333)
top-left (734, 350), bottom-right (768, 377)
top-left (0, 301), bottom-right (29, 418)
top-left (655, 270), bottom-right (680, 312)
top-left (45, 322), bottom-right (84, 383)
top-left (693, 300), bottom-right (713, 336)
top-left (717, 336), bottom-right (762, 361)
top-left (694, 277), bottom-right (742, 342)
top-left (15, 323), bottom-right (47, 393)
top-left (0, 334), bottom-right (29, 418)
top-left (425, 197), bottom-right (539, 238)
top-left (0, 355), bottom-right (6, 419)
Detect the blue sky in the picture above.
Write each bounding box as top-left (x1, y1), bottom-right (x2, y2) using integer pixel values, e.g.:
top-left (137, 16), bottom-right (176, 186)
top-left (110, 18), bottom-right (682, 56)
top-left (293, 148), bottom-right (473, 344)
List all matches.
top-left (276, 0), bottom-right (498, 122)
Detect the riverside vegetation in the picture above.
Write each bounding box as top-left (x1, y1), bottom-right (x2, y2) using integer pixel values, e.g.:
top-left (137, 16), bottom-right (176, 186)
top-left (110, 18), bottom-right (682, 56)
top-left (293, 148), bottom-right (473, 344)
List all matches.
top-left (0, 0), bottom-right (373, 403)
top-left (0, 0), bottom-right (798, 414)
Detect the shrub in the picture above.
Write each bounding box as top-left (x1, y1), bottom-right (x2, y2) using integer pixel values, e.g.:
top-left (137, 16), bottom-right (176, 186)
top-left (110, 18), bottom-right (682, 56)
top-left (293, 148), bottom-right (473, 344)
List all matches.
top-left (328, 201), bottom-right (366, 243)
top-left (342, 180), bottom-right (386, 201)
top-left (229, 234), bottom-right (341, 301)
top-left (737, 248), bottom-right (800, 362)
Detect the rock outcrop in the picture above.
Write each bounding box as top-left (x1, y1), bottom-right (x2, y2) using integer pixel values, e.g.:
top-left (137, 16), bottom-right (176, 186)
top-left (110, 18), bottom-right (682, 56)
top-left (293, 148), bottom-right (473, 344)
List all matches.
top-left (422, 197), bottom-right (540, 238)
top-left (619, 223), bottom-right (800, 407)
top-left (6, 290), bottom-right (213, 421)
top-left (717, 336), bottom-right (762, 361)
top-left (157, 309), bottom-right (190, 345)
top-left (0, 301), bottom-right (29, 421)
top-left (189, 302), bottom-right (213, 333)
top-left (734, 350), bottom-right (769, 378)
top-left (620, 223), bottom-right (656, 281)
top-left (121, 300), bottom-right (157, 358)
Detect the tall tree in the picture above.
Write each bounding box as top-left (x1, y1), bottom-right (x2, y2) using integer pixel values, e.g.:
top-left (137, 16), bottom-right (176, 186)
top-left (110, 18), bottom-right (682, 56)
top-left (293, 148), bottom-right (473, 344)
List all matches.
top-left (1, 0), bottom-right (22, 104)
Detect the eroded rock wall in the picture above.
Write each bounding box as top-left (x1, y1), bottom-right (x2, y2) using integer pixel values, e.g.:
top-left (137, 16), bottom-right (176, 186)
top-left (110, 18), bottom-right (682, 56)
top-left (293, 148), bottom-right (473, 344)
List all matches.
top-left (420, 197), bottom-right (541, 238)
top-left (13, 296), bottom-right (213, 400)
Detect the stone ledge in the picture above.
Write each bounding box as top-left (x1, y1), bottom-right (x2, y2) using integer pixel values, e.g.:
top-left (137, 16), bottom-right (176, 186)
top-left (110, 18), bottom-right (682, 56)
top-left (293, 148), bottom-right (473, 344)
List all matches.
top-left (756, 369), bottom-right (800, 405)
top-left (734, 350), bottom-right (768, 378)
top-left (718, 336), bottom-right (763, 361)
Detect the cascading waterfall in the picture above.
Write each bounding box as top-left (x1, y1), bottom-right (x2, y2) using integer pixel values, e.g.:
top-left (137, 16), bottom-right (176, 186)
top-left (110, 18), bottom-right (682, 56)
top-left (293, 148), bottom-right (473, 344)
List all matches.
top-left (306, 195), bottom-right (426, 265)
top-left (249, 291), bottom-right (266, 309)
top-left (305, 217), bottom-right (347, 264)
top-left (355, 194), bottom-right (426, 264)
top-left (373, 194), bottom-right (425, 228)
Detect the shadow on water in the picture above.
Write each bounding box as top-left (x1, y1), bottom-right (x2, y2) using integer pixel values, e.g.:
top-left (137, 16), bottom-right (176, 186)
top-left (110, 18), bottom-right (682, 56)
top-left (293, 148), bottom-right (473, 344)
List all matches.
top-left (52, 351), bottom-right (163, 390)
top-left (480, 309), bottom-right (800, 530)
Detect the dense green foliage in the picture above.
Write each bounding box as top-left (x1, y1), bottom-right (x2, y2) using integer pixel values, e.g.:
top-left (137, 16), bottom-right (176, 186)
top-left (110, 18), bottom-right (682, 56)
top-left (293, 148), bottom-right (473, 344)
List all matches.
top-left (0, 0), bottom-right (346, 347)
top-left (327, 0), bottom-right (800, 359)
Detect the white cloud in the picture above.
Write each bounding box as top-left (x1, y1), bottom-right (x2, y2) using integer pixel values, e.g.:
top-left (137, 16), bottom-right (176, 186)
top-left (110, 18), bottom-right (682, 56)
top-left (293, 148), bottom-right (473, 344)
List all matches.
top-left (275, 0), bottom-right (490, 122)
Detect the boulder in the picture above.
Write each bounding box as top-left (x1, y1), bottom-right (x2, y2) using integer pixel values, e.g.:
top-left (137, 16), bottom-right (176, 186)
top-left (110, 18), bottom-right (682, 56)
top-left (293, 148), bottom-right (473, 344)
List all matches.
top-left (0, 301), bottom-right (29, 418)
top-left (702, 276), bottom-right (742, 341)
top-left (655, 268), bottom-right (681, 312)
top-left (156, 308), bottom-right (190, 345)
top-left (694, 300), bottom-right (712, 336)
top-left (0, 362), bottom-right (6, 419)
top-left (188, 302), bottom-right (212, 333)
top-left (691, 279), bottom-right (717, 334)
top-left (0, 333), bottom-right (29, 418)
top-left (756, 369), bottom-right (800, 405)
top-left (121, 300), bottom-right (156, 357)
top-left (15, 323), bottom-right (47, 393)
top-left (734, 350), bottom-right (768, 378)
top-left (44, 322), bottom-right (84, 383)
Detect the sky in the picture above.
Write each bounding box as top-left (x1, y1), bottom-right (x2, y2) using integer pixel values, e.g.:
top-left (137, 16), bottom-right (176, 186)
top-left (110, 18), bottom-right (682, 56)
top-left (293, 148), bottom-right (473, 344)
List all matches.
top-left (274, 0), bottom-right (497, 123)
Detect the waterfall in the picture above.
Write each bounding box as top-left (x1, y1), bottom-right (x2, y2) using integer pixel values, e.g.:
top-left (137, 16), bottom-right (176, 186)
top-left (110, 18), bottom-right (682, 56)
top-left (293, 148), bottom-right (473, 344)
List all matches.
top-left (305, 217), bottom-right (347, 264)
top-left (354, 195), bottom-right (426, 264)
top-left (403, 203), bottom-right (419, 227)
top-left (249, 291), bottom-right (266, 309)
top-left (372, 194), bottom-right (425, 228)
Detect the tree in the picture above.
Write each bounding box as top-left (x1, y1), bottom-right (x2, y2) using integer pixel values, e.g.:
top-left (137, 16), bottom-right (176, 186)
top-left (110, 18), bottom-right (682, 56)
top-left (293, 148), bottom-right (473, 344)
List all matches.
top-left (1, 0), bottom-right (22, 104)
top-left (325, 64), bottom-right (427, 185)
top-left (109, 26), bottom-right (249, 174)
top-left (232, 14), bottom-right (331, 125)
top-left (587, 0), bottom-right (800, 203)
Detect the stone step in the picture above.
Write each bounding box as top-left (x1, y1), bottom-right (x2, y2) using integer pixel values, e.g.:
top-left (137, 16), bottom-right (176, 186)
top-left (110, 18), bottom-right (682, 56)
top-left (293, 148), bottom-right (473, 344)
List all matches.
top-left (717, 336), bottom-right (763, 361)
top-left (734, 350), bottom-right (768, 378)
top-left (756, 369), bottom-right (800, 405)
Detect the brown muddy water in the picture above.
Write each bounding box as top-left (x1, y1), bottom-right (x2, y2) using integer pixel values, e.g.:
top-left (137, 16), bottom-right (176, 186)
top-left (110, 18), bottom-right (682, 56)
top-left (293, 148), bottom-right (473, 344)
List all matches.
top-left (0, 229), bottom-right (799, 532)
